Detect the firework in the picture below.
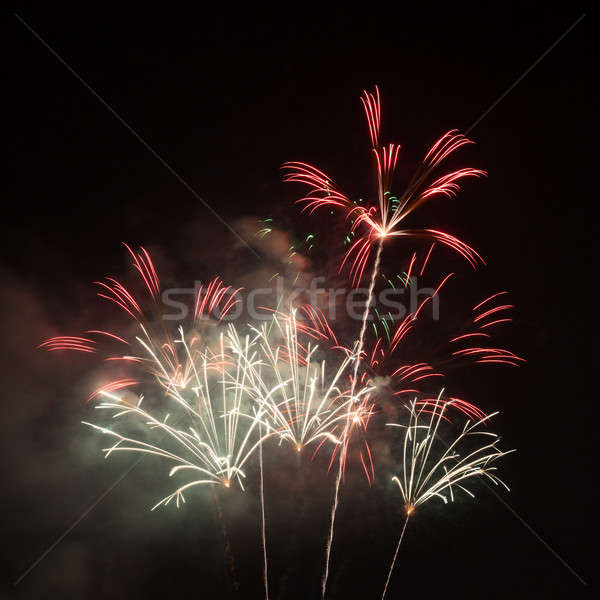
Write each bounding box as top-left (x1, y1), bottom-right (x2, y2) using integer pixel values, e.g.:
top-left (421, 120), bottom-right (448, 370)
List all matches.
top-left (283, 87), bottom-right (487, 597)
top-left (40, 244), bottom-right (243, 404)
top-left (228, 311), bottom-right (372, 600)
top-left (380, 394), bottom-right (514, 599)
top-left (368, 282), bottom-right (524, 420)
top-left (243, 307), bottom-right (378, 486)
top-left (40, 245), bottom-right (274, 594)
top-left (83, 327), bottom-right (271, 507)
top-left (39, 248), bottom-right (262, 494)
top-left (40, 244), bottom-right (374, 598)
top-left (283, 86), bottom-right (485, 286)
top-left (237, 311), bottom-right (370, 454)
top-left (231, 309), bottom-right (375, 600)
top-left (37, 80), bottom-right (523, 598)
top-left (80, 322), bottom-right (274, 598)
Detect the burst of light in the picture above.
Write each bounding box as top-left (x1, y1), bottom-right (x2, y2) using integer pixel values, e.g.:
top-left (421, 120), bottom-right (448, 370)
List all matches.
top-left (380, 392), bottom-right (513, 599)
top-left (232, 310), bottom-right (373, 455)
top-left (83, 326), bottom-right (272, 508)
top-left (39, 244), bottom-right (244, 404)
top-left (387, 394), bottom-right (513, 510)
top-left (283, 86), bottom-right (485, 286)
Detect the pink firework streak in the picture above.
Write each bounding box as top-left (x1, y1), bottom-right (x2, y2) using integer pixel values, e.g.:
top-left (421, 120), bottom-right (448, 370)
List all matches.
top-left (283, 86), bottom-right (485, 286)
top-left (266, 271), bottom-right (523, 485)
top-left (39, 243), bottom-right (243, 402)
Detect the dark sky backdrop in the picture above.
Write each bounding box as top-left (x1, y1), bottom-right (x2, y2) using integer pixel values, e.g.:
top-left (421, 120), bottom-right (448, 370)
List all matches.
top-left (3, 4), bottom-right (594, 599)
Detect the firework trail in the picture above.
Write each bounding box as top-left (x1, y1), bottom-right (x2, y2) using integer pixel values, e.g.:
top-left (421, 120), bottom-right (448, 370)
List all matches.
top-left (320, 237), bottom-right (383, 599)
top-left (380, 512), bottom-right (409, 600)
top-left (283, 87), bottom-right (486, 597)
top-left (212, 486), bottom-right (240, 593)
top-left (380, 393), bottom-right (513, 599)
top-left (259, 420), bottom-right (269, 600)
top-left (233, 309), bottom-right (374, 599)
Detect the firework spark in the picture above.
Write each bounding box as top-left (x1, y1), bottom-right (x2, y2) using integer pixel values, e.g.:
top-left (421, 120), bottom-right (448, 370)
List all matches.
top-left (238, 311), bottom-right (369, 455)
top-left (83, 327), bottom-right (271, 507)
top-left (380, 393), bottom-right (514, 599)
top-left (283, 86), bottom-right (485, 286)
top-left (40, 244), bottom-right (243, 404)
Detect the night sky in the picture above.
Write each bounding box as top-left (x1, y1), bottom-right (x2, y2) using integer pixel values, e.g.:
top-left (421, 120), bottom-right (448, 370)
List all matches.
top-left (4, 5), bottom-right (594, 599)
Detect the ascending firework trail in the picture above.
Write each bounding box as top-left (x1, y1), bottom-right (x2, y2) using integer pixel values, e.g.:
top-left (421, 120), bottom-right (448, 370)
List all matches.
top-left (283, 87), bottom-right (486, 598)
top-left (321, 238), bottom-right (382, 599)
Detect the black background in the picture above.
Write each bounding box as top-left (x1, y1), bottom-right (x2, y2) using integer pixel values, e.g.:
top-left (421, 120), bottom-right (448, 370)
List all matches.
top-left (4, 4), bottom-right (594, 599)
